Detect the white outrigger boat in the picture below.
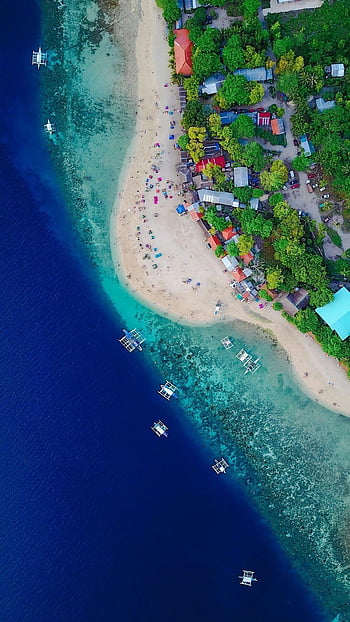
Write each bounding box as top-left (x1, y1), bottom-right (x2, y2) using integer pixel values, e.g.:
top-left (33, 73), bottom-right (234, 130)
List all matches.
top-left (239, 570), bottom-right (257, 587)
top-left (151, 420), bottom-right (168, 438)
top-left (158, 380), bottom-right (177, 401)
top-left (211, 458), bottom-right (229, 475)
top-left (236, 348), bottom-right (261, 374)
top-left (221, 336), bottom-right (233, 350)
top-left (32, 47), bottom-right (47, 69)
top-left (119, 328), bottom-right (145, 352)
top-left (44, 119), bottom-right (56, 136)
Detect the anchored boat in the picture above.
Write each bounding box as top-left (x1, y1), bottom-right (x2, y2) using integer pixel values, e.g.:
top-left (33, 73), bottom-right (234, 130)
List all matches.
top-left (158, 380), bottom-right (177, 401)
top-left (119, 328), bottom-right (145, 352)
top-left (236, 348), bottom-right (261, 374)
top-left (151, 420), bottom-right (168, 438)
top-left (211, 458), bottom-right (229, 475)
top-left (44, 119), bottom-right (56, 136)
top-left (239, 570), bottom-right (257, 587)
top-left (32, 46), bottom-right (47, 69)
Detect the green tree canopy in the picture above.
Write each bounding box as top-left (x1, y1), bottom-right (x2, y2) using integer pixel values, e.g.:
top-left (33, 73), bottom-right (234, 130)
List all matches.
top-left (292, 153), bottom-right (309, 172)
top-left (242, 141), bottom-right (265, 171)
top-left (230, 115), bottom-right (255, 138)
top-left (226, 241), bottom-right (239, 257)
top-left (237, 233), bottom-right (254, 255)
top-left (182, 100), bottom-right (207, 131)
top-left (222, 34), bottom-right (245, 71)
top-left (215, 75), bottom-right (250, 107)
top-left (192, 49), bottom-right (223, 81)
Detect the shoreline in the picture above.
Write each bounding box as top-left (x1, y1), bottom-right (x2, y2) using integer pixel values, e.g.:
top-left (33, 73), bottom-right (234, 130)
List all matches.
top-left (110, 0), bottom-right (350, 417)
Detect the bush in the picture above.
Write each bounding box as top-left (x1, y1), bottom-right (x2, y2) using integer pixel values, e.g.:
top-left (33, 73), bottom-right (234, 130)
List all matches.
top-left (259, 289), bottom-right (273, 301)
top-left (327, 227), bottom-right (342, 248)
top-left (273, 301), bottom-right (283, 311)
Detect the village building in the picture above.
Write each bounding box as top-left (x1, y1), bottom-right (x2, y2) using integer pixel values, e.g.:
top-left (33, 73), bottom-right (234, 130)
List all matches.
top-left (219, 111), bottom-right (256, 126)
top-left (207, 235), bottom-right (221, 250)
top-left (315, 97), bottom-right (336, 112)
top-left (256, 111), bottom-right (271, 127)
top-left (231, 267), bottom-right (246, 282)
top-left (233, 166), bottom-right (249, 188)
top-left (271, 118), bottom-right (285, 135)
top-left (200, 73), bottom-right (225, 96)
top-left (196, 156), bottom-right (226, 174)
top-left (300, 134), bottom-right (315, 157)
top-left (281, 289), bottom-right (309, 317)
top-left (233, 67), bottom-right (273, 82)
top-left (330, 63), bottom-right (345, 78)
top-left (316, 287), bottom-right (350, 340)
top-left (221, 255), bottom-right (239, 271)
top-left (174, 29), bottom-right (193, 76)
top-left (221, 226), bottom-right (237, 242)
top-left (249, 198), bottom-right (260, 211)
top-left (198, 188), bottom-right (239, 208)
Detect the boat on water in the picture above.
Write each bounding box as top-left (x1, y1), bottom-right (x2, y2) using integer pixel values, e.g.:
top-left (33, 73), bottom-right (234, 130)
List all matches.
top-left (151, 420), bottom-right (168, 437)
top-left (239, 569), bottom-right (257, 587)
top-left (44, 119), bottom-right (56, 136)
top-left (32, 46), bottom-right (47, 68)
top-left (236, 348), bottom-right (261, 374)
top-left (211, 458), bottom-right (229, 475)
top-left (119, 328), bottom-right (145, 352)
top-left (158, 380), bottom-right (177, 401)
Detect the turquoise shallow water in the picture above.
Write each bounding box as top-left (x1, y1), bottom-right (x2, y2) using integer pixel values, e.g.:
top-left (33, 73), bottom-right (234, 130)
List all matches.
top-left (40, 0), bottom-right (350, 617)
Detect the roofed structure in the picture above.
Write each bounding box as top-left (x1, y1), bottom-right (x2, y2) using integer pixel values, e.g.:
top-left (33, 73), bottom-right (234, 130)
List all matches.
top-left (330, 63), bottom-right (345, 78)
top-left (257, 111), bottom-right (271, 126)
top-left (271, 118), bottom-right (285, 135)
top-left (316, 287), bottom-right (350, 340)
top-left (222, 255), bottom-right (239, 271)
top-left (234, 67), bottom-right (273, 82)
top-left (315, 97), bottom-right (336, 112)
top-left (196, 156), bottom-right (226, 173)
top-left (221, 226), bottom-right (237, 241)
top-left (300, 134), bottom-right (315, 157)
top-left (174, 29), bottom-right (193, 76)
top-left (198, 188), bottom-right (239, 207)
top-left (233, 166), bottom-right (249, 188)
top-left (208, 235), bottom-right (221, 250)
top-left (231, 267), bottom-right (246, 282)
top-left (201, 72), bottom-right (225, 95)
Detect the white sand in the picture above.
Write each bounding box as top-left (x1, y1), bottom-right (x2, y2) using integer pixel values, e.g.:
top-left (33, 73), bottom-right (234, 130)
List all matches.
top-left (111, 0), bottom-right (350, 416)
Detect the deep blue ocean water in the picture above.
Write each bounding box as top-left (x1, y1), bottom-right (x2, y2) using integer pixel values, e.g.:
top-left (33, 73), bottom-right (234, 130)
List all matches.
top-left (0, 1), bottom-right (330, 620)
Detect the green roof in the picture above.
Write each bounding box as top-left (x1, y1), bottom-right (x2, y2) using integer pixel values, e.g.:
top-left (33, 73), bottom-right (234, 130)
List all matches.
top-left (316, 288), bottom-right (350, 340)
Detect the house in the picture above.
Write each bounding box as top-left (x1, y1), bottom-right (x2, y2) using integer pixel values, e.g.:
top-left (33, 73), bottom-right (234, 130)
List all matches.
top-left (201, 73), bottom-right (226, 96)
top-left (198, 188), bottom-right (239, 207)
top-left (257, 111), bottom-right (271, 126)
top-left (222, 255), bottom-right (239, 271)
top-left (300, 134), bottom-right (315, 157)
top-left (233, 166), bottom-right (249, 188)
top-left (250, 198), bottom-right (260, 211)
top-left (221, 226), bottom-right (237, 242)
top-left (183, 0), bottom-right (202, 10)
top-left (330, 63), bottom-right (345, 78)
top-left (203, 141), bottom-right (222, 158)
top-left (241, 252), bottom-right (254, 265)
top-left (196, 156), bottom-right (226, 174)
top-left (316, 287), bottom-right (350, 340)
top-left (208, 235), bottom-right (221, 250)
top-left (174, 29), bottom-right (193, 76)
top-left (271, 118), bottom-right (285, 135)
top-left (219, 111), bottom-right (256, 126)
top-left (281, 288), bottom-right (310, 317)
top-left (315, 98), bottom-right (336, 112)
top-left (233, 67), bottom-right (273, 82)
top-left (231, 267), bottom-right (247, 282)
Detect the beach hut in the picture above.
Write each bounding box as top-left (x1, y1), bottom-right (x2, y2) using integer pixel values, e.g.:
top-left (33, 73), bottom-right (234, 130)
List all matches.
top-left (271, 118), bottom-right (285, 135)
top-left (221, 255), bottom-right (239, 271)
top-left (221, 226), bottom-right (236, 242)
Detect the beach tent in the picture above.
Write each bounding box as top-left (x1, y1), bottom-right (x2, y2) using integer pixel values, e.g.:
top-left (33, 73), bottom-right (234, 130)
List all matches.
top-left (176, 204), bottom-right (186, 215)
top-left (169, 134), bottom-right (175, 140)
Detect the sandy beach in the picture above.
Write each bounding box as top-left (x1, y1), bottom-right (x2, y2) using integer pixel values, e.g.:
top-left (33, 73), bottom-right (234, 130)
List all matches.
top-left (111, 0), bottom-right (350, 416)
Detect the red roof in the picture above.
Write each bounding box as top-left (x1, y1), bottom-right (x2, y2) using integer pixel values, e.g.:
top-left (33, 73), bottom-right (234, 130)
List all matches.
top-left (208, 235), bottom-right (221, 250)
top-left (221, 226), bottom-right (236, 241)
top-left (271, 118), bottom-right (285, 135)
top-left (196, 156), bottom-right (226, 174)
top-left (231, 267), bottom-right (246, 282)
top-left (241, 251), bottom-right (254, 264)
top-left (174, 29), bottom-right (193, 76)
top-left (257, 112), bottom-right (271, 126)
top-left (190, 210), bottom-right (203, 221)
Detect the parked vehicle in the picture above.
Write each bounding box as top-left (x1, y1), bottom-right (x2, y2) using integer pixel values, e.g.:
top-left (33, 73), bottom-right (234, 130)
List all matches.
top-left (298, 210), bottom-right (308, 216)
top-left (322, 193), bottom-right (330, 199)
top-left (323, 216), bottom-right (330, 223)
top-left (319, 202), bottom-right (326, 209)
top-left (256, 107), bottom-right (264, 112)
top-left (320, 186), bottom-right (326, 192)
top-left (312, 183), bottom-right (318, 189)
top-left (307, 173), bottom-right (316, 179)
top-left (293, 139), bottom-right (298, 146)
top-left (306, 180), bottom-right (311, 184)
top-left (306, 183), bottom-right (313, 193)
top-left (289, 170), bottom-right (295, 179)
top-left (290, 183), bottom-right (300, 189)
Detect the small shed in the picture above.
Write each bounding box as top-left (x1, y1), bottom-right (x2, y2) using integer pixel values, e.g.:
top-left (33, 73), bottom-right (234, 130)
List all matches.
top-left (315, 98), bottom-right (336, 112)
top-left (233, 166), bottom-right (249, 188)
top-left (208, 235), bottom-right (221, 250)
top-left (222, 255), bottom-right (239, 271)
top-left (271, 118), bottom-right (285, 135)
top-left (330, 63), bottom-right (345, 78)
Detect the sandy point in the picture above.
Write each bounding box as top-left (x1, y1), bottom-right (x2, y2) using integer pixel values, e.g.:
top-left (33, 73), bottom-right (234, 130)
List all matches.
top-left (111, 0), bottom-right (350, 417)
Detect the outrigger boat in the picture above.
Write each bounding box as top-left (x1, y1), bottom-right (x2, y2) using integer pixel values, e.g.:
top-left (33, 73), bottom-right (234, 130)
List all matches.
top-left (119, 328), bottom-right (145, 352)
top-left (211, 458), bottom-right (229, 475)
top-left (32, 47), bottom-right (47, 69)
top-left (44, 119), bottom-right (56, 136)
top-left (151, 420), bottom-right (168, 437)
top-left (158, 380), bottom-right (177, 400)
top-left (239, 570), bottom-right (257, 587)
top-left (221, 336), bottom-right (233, 350)
top-left (236, 348), bottom-right (261, 374)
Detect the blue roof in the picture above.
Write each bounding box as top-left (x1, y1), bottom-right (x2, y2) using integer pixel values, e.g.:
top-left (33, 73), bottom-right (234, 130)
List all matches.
top-left (176, 204), bottom-right (186, 214)
top-left (300, 134), bottom-right (315, 157)
top-left (316, 287), bottom-right (350, 340)
top-left (220, 111), bottom-right (238, 125)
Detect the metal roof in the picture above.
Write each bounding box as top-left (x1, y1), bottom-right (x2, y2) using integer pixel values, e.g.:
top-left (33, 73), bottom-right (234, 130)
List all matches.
top-left (233, 167), bottom-right (249, 188)
top-left (233, 67), bottom-right (273, 82)
top-left (315, 98), bottom-right (336, 112)
top-left (198, 188), bottom-right (239, 207)
top-left (316, 287), bottom-right (350, 340)
top-left (330, 63), bottom-right (345, 78)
